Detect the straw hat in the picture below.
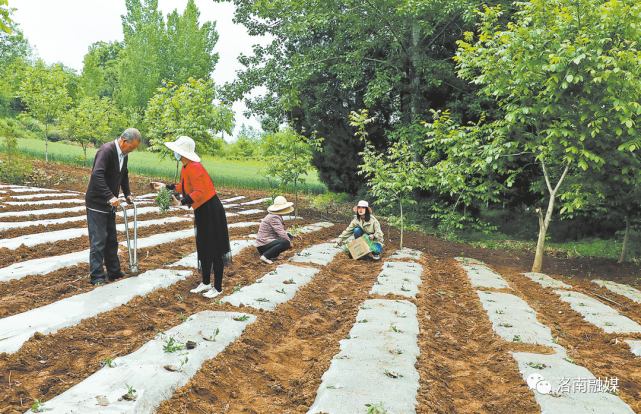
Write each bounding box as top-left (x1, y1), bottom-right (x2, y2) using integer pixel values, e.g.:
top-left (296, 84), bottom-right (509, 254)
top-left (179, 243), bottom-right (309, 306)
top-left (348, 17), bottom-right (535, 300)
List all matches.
top-left (268, 196), bottom-right (294, 214)
top-left (353, 200), bottom-right (372, 213)
top-left (164, 136), bottom-right (201, 162)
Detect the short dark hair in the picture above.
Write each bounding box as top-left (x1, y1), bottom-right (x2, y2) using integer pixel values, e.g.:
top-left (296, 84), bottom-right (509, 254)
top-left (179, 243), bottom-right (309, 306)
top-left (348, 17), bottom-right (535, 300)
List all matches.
top-left (120, 128), bottom-right (141, 143)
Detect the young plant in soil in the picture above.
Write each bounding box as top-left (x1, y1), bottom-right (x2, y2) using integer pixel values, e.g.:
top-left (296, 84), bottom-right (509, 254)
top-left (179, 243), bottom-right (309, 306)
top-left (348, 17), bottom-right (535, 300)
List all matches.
top-left (163, 337), bottom-right (186, 353)
top-left (179, 352), bottom-right (189, 371)
top-left (154, 187), bottom-right (173, 213)
top-left (365, 401), bottom-right (387, 413)
top-left (234, 315), bottom-right (250, 322)
top-left (101, 357), bottom-right (117, 368)
top-left (203, 327), bottom-right (220, 342)
top-left (122, 383), bottom-right (137, 401)
top-left (31, 398), bottom-right (45, 412)
top-left (384, 369), bottom-right (403, 378)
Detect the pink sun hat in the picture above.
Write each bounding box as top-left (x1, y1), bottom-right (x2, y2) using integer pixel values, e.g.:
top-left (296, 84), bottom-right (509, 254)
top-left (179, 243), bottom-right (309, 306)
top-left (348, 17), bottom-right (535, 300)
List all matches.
top-left (353, 200), bottom-right (372, 213)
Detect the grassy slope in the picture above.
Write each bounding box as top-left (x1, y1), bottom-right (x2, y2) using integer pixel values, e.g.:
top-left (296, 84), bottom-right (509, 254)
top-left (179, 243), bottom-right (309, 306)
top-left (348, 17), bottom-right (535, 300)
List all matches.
top-left (1, 137), bottom-right (327, 194)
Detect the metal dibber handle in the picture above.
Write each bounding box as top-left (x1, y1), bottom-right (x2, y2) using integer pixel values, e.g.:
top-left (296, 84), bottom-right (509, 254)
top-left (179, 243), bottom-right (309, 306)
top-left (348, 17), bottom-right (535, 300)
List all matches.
top-left (120, 202), bottom-right (138, 272)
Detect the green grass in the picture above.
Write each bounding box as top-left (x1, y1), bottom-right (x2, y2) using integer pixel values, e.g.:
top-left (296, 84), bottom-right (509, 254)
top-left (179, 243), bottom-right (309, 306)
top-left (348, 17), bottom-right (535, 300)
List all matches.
top-left (0, 137), bottom-right (327, 194)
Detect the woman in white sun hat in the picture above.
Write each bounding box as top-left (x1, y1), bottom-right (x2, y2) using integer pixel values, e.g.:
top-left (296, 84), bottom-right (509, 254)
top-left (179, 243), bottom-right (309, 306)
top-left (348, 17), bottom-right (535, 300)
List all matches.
top-left (334, 200), bottom-right (384, 260)
top-left (255, 196), bottom-right (302, 264)
top-left (150, 136), bottom-right (232, 299)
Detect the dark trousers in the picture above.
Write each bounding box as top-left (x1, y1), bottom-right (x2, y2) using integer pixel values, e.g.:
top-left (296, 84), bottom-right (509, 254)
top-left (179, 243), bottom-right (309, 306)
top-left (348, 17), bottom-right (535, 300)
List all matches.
top-left (202, 264), bottom-right (224, 292)
top-left (257, 238), bottom-right (291, 260)
top-left (87, 208), bottom-right (120, 283)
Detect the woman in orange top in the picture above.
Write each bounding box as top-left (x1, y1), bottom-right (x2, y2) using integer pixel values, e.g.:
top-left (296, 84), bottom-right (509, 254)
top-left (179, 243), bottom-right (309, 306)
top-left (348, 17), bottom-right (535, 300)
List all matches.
top-left (151, 136), bottom-right (231, 299)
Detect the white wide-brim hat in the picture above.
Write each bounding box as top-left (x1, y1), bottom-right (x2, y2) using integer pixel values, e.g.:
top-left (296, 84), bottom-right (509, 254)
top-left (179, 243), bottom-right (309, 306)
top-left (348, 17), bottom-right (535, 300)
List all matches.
top-left (164, 136), bottom-right (201, 162)
top-left (268, 196), bottom-right (294, 214)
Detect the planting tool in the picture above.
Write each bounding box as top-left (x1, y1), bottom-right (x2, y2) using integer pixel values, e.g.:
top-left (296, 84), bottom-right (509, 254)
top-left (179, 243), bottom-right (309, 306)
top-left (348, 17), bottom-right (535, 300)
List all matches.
top-left (121, 202), bottom-right (139, 272)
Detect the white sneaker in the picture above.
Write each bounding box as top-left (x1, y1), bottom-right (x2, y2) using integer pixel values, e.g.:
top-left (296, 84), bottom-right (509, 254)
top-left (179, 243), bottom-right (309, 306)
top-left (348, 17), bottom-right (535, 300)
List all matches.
top-left (260, 255), bottom-right (273, 264)
top-left (203, 288), bottom-right (222, 299)
top-left (190, 283), bottom-right (211, 293)
top-left (372, 254), bottom-right (381, 260)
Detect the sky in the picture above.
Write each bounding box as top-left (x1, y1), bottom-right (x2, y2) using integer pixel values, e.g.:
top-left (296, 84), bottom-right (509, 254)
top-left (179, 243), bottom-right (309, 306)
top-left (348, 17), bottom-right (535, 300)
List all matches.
top-left (10, 0), bottom-right (269, 140)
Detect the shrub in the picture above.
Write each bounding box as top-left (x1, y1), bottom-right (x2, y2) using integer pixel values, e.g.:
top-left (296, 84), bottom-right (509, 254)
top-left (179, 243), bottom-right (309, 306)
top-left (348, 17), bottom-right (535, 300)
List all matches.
top-left (0, 135), bottom-right (32, 184)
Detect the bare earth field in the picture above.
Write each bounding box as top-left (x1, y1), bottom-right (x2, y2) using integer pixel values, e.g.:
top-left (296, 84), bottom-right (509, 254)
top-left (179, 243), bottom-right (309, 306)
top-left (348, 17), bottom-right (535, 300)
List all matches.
top-left (0, 160), bottom-right (640, 413)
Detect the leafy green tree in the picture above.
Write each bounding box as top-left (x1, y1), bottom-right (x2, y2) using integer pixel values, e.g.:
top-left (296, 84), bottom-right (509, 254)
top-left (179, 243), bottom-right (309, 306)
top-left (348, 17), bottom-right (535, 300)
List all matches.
top-left (450, 0), bottom-right (641, 272)
top-left (262, 128), bottom-right (323, 217)
top-left (219, 0), bottom-right (506, 192)
top-left (0, 57), bottom-right (30, 117)
top-left (116, 0), bottom-right (218, 109)
top-left (0, 0), bottom-right (13, 34)
top-left (17, 60), bottom-right (72, 162)
top-left (165, 0), bottom-right (218, 85)
top-left (0, 20), bottom-right (31, 67)
top-left (80, 41), bottom-right (123, 99)
top-left (61, 96), bottom-right (115, 166)
top-left (146, 78), bottom-right (234, 178)
top-left (351, 110), bottom-right (424, 248)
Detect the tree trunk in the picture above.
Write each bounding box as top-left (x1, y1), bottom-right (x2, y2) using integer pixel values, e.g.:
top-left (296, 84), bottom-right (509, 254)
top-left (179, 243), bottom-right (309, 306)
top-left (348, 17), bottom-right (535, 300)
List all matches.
top-left (174, 161), bottom-right (179, 183)
top-left (532, 203), bottom-right (553, 273)
top-left (83, 147), bottom-right (87, 168)
top-left (531, 160), bottom-right (571, 272)
top-left (44, 124), bottom-right (49, 163)
top-left (409, 20), bottom-right (421, 118)
top-left (294, 177), bottom-right (299, 217)
top-left (619, 213), bottom-right (631, 263)
top-left (399, 200), bottom-right (404, 248)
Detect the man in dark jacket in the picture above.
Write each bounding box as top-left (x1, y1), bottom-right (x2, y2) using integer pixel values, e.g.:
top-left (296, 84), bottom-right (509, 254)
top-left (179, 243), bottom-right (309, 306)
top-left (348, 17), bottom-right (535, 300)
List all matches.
top-left (85, 128), bottom-right (141, 285)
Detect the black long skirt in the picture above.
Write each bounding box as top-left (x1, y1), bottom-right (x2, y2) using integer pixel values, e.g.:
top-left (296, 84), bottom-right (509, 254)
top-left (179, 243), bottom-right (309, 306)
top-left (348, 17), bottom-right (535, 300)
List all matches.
top-left (193, 194), bottom-right (232, 283)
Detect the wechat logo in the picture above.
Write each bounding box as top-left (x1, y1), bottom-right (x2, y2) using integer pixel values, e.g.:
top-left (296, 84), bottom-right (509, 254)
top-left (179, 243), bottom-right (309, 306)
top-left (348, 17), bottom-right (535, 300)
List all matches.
top-left (527, 373), bottom-right (552, 395)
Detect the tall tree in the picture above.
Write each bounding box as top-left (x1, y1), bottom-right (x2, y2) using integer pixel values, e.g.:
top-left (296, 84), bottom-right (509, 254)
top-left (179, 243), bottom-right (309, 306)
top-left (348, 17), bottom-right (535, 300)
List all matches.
top-left (0, 17), bottom-right (32, 117)
top-left (0, 0), bottom-right (13, 34)
top-left (0, 20), bottom-right (31, 67)
top-left (146, 78), bottom-right (234, 179)
top-left (80, 41), bottom-right (123, 99)
top-left (17, 60), bottom-right (72, 162)
top-left (61, 96), bottom-right (114, 166)
top-left (116, 0), bottom-right (218, 109)
top-left (219, 0), bottom-right (506, 191)
top-left (262, 128), bottom-right (323, 217)
top-left (444, 0), bottom-right (641, 272)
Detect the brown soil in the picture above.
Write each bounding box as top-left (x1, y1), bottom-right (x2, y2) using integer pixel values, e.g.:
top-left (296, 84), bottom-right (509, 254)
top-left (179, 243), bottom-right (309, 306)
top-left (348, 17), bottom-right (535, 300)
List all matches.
top-left (1, 159), bottom-right (641, 413)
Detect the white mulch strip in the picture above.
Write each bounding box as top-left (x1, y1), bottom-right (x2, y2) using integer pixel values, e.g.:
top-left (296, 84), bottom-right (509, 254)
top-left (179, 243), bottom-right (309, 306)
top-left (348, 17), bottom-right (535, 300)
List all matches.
top-left (4, 198), bottom-right (85, 206)
top-left (461, 259), bottom-right (634, 413)
top-left (455, 257), bottom-right (511, 290)
top-left (237, 209), bottom-right (265, 215)
top-left (9, 193), bottom-right (78, 199)
top-left (522, 272), bottom-right (572, 289)
top-left (370, 261), bottom-right (423, 298)
top-left (0, 217), bottom-right (191, 250)
top-left (554, 290), bottom-right (641, 334)
top-left (25, 311), bottom-right (256, 413)
top-left (0, 269), bottom-right (193, 355)
top-left (0, 206), bottom-right (87, 219)
top-left (222, 264), bottom-right (320, 311)
top-left (308, 299), bottom-right (420, 414)
top-left (0, 215), bottom-right (88, 231)
top-left (592, 279), bottom-right (641, 304)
